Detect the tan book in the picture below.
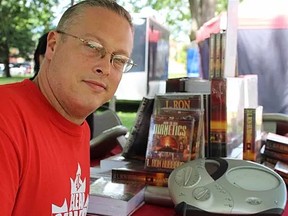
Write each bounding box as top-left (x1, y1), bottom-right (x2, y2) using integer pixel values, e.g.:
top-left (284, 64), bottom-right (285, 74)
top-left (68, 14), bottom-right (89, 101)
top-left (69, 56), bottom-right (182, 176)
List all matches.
top-left (243, 106), bottom-right (263, 162)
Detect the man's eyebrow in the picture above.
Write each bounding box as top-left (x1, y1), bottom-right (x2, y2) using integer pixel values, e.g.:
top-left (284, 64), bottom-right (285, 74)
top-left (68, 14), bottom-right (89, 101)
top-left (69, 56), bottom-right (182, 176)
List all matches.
top-left (83, 33), bottom-right (130, 56)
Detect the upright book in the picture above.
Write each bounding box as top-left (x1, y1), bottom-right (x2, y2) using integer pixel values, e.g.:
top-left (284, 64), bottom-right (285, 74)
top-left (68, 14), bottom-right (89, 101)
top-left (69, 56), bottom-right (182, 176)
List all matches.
top-left (209, 77), bottom-right (227, 157)
top-left (152, 93), bottom-right (204, 160)
top-left (88, 177), bottom-right (145, 216)
top-left (122, 97), bottom-right (155, 161)
top-left (145, 93), bottom-right (204, 172)
top-left (243, 106), bottom-right (263, 162)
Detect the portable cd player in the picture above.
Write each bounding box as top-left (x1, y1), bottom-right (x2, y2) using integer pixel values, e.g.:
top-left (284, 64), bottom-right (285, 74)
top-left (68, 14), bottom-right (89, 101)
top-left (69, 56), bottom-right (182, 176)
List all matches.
top-left (168, 158), bottom-right (287, 215)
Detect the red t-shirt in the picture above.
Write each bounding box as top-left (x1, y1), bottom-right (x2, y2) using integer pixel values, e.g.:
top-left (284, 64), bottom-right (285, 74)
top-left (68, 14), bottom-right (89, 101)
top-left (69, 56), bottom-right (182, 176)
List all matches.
top-left (0, 79), bottom-right (90, 216)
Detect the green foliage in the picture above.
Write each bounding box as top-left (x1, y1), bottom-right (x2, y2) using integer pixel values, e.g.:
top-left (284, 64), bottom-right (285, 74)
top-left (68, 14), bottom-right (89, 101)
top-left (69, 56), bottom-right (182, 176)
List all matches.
top-left (118, 0), bottom-right (228, 42)
top-left (0, 0), bottom-right (58, 76)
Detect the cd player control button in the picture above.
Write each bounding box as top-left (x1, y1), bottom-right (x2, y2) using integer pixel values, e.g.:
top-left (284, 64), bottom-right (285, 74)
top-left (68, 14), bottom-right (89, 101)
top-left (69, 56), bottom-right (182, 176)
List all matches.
top-left (246, 197), bottom-right (262, 205)
top-left (193, 187), bottom-right (211, 201)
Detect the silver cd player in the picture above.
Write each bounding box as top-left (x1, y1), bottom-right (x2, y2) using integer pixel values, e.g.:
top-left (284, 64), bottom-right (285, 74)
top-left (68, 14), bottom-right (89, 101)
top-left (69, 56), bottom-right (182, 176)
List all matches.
top-left (168, 158), bottom-right (287, 215)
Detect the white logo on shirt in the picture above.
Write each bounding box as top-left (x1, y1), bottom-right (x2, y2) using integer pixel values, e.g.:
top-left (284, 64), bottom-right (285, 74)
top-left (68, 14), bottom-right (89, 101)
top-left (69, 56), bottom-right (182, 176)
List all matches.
top-left (51, 163), bottom-right (89, 216)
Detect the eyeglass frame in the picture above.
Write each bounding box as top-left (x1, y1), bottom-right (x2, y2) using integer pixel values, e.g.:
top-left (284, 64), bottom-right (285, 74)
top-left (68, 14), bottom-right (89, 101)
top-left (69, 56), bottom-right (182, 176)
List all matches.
top-left (56, 30), bottom-right (136, 73)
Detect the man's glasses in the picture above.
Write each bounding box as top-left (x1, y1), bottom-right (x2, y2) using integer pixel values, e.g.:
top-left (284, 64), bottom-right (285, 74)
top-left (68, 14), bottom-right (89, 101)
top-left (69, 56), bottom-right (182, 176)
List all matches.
top-left (56, 30), bottom-right (135, 73)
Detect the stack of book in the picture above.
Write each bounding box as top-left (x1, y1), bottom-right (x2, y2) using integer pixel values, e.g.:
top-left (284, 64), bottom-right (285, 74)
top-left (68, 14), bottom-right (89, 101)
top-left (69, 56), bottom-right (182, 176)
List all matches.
top-left (262, 132), bottom-right (288, 165)
top-left (208, 32), bottom-right (246, 158)
top-left (262, 132), bottom-right (288, 185)
top-left (88, 177), bottom-right (145, 216)
top-left (88, 155), bottom-right (174, 215)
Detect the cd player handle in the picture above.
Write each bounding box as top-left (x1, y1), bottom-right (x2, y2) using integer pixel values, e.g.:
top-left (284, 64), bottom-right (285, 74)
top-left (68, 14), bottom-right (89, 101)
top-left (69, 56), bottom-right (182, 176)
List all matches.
top-left (206, 157), bottom-right (228, 180)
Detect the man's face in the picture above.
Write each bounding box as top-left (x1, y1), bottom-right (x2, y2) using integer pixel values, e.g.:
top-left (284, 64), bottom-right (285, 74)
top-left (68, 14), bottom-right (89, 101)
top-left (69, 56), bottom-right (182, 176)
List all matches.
top-left (44, 7), bottom-right (133, 120)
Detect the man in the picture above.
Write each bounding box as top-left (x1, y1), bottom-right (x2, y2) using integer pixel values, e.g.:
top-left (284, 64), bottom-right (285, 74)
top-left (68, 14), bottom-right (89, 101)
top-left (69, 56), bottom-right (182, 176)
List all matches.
top-left (0, 0), bottom-right (134, 215)
top-left (32, 32), bottom-right (49, 77)
top-left (32, 32), bottom-right (96, 140)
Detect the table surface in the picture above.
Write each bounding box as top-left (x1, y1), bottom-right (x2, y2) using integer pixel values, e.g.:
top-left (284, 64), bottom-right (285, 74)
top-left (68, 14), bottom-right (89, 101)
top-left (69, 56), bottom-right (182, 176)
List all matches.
top-left (132, 202), bottom-right (288, 216)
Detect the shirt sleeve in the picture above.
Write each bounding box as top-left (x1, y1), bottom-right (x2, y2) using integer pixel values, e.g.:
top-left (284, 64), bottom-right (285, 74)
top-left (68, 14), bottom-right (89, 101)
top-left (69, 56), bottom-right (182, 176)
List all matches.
top-left (0, 128), bottom-right (21, 215)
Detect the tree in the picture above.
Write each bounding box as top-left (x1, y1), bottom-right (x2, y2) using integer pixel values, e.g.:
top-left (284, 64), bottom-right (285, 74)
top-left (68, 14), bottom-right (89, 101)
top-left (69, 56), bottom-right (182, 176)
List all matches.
top-left (0, 0), bottom-right (58, 77)
top-left (117, 0), bottom-right (228, 42)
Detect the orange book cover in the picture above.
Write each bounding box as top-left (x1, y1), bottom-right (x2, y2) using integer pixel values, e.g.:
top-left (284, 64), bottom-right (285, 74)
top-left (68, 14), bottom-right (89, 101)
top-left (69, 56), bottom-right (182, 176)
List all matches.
top-left (145, 114), bottom-right (195, 172)
top-left (209, 78), bottom-right (227, 157)
top-left (112, 162), bottom-right (170, 187)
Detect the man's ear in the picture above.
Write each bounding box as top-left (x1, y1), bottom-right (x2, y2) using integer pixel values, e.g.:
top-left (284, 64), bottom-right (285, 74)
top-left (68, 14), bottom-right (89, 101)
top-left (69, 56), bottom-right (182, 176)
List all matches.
top-left (45, 31), bottom-right (58, 60)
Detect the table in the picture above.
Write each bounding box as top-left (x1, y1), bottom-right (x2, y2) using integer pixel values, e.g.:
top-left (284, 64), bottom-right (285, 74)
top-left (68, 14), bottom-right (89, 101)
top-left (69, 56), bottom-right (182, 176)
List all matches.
top-left (133, 200), bottom-right (288, 216)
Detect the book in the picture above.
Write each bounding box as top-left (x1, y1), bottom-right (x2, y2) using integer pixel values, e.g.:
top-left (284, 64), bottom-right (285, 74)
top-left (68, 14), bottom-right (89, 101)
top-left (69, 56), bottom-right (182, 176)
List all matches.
top-left (209, 77), bottom-right (246, 158)
top-left (145, 114), bottom-right (195, 172)
top-left (209, 33), bottom-right (216, 79)
top-left (243, 106), bottom-right (263, 162)
top-left (209, 77), bottom-right (227, 157)
top-left (88, 177), bottom-right (145, 216)
top-left (274, 161), bottom-right (288, 185)
top-left (263, 148), bottom-right (288, 164)
top-left (265, 132), bottom-right (288, 154)
top-left (165, 78), bottom-right (212, 158)
top-left (274, 161), bottom-right (288, 178)
top-left (122, 97), bottom-right (155, 161)
top-left (112, 162), bottom-right (170, 187)
top-left (153, 93), bottom-right (203, 115)
top-left (152, 93), bottom-right (204, 160)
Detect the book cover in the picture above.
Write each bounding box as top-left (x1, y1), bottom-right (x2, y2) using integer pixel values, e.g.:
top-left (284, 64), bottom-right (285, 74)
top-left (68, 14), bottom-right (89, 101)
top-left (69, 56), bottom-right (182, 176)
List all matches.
top-left (153, 93), bottom-right (203, 115)
top-left (152, 93), bottom-right (204, 160)
top-left (145, 114), bottom-right (195, 172)
top-left (243, 106), bottom-right (263, 162)
top-left (88, 177), bottom-right (145, 216)
top-left (122, 97), bottom-right (155, 161)
top-left (209, 77), bottom-right (245, 158)
top-left (112, 162), bottom-right (170, 187)
top-left (209, 77), bottom-right (227, 157)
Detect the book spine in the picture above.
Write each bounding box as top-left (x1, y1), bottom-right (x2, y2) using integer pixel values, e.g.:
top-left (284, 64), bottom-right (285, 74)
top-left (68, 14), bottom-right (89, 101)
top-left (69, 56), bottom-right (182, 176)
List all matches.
top-left (111, 169), bottom-right (169, 187)
top-left (209, 33), bottom-right (216, 79)
top-left (209, 78), bottom-right (227, 157)
top-left (243, 106), bottom-right (263, 162)
top-left (264, 149), bottom-right (288, 164)
top-left (243, 108), bottom-right (256, 161)
top-left (203, 94), bottom-right (211, 158)
top-left (220, 32), bottom-right (226, 78)
top-left (214, 33), bottom-right (222, 78)
top-left (122, 97), bottom-right (154, 161)
top-left (265, 140), bottom-right (288, 154)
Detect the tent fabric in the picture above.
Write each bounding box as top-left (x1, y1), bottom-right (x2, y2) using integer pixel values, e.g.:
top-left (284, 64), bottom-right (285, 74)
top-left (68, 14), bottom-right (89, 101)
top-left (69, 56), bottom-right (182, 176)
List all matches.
top-left (197, 0), bottom-right (288, 115)
top-left (196, 0), bottom-right (288, 42)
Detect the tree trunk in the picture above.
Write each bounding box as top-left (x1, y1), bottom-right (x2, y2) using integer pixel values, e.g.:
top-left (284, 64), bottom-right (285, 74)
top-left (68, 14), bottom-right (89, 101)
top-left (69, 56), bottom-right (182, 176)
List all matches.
top-left (188, 0), bottom-right (217, 41)
top-left (3, 42), bottom-right (11, 77)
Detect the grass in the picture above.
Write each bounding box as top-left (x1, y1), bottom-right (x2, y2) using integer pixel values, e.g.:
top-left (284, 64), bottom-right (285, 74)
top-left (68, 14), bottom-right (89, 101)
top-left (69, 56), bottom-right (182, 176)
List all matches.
top-left (117, 111), bottom-right (137, 131)
top-left (0, 76), bottom-right (137, 130)
top-left (0, 76), bottom-right (27, 84)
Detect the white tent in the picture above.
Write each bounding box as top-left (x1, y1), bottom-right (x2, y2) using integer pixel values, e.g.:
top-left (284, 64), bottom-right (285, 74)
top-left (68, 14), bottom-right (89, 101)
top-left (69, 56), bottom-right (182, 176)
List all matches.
top-left (197, 0), bottom-right (288, 114)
